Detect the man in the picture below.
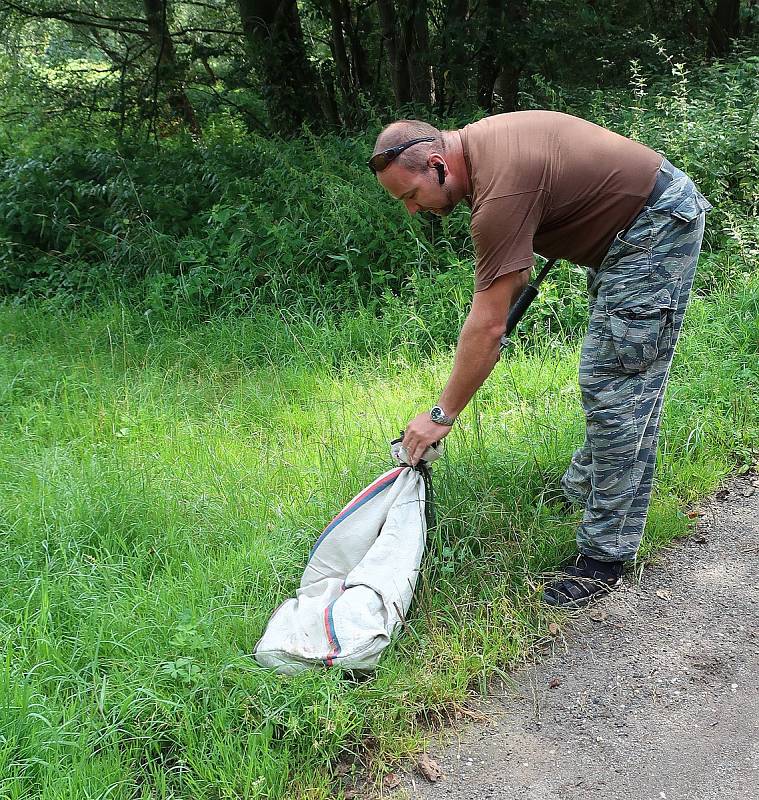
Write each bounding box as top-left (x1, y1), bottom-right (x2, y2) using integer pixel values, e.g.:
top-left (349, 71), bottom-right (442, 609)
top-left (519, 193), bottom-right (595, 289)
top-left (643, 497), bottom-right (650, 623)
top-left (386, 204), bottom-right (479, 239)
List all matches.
top-left (368, 111), bottom-right (712, 607)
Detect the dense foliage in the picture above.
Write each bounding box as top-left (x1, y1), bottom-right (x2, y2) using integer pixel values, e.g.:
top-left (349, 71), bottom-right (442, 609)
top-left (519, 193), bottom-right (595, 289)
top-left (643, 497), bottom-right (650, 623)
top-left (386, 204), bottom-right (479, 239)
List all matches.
top-left (0, 0), bottom-right (755, 137)
top-left (0, 50), bottom-right (757, 338)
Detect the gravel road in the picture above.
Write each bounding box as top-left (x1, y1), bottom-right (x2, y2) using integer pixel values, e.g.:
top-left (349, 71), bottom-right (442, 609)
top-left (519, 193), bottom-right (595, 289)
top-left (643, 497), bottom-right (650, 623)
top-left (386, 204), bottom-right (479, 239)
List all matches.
top-left (399, 476), bottom-right (759, 800)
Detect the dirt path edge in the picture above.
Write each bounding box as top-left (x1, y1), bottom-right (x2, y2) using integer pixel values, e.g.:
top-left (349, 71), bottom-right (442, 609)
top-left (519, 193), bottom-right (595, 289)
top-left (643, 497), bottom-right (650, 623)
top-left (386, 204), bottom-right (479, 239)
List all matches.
top-left (395, 475), bottom-right (759, 800)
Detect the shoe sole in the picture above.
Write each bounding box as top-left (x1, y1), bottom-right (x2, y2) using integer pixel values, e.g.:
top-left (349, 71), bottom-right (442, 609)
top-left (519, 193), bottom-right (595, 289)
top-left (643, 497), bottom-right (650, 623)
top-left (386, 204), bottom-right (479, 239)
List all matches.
top-left (542, 577), bottom-right (622, 609)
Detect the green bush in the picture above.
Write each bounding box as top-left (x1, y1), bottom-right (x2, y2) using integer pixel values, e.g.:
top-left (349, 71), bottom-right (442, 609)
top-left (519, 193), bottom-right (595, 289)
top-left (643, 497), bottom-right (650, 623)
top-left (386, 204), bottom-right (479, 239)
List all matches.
top-left (0, 52), bottom-right (756, 312)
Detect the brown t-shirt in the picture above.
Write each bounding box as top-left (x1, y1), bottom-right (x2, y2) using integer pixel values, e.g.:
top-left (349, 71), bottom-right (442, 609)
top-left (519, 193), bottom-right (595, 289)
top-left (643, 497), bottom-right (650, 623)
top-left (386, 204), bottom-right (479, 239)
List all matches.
top-left (459, 111), bottom-right (662, 291)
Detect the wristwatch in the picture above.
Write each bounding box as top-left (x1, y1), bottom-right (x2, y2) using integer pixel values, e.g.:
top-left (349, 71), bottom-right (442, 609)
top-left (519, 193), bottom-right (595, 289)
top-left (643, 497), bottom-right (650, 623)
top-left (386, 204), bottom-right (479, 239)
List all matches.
top-left (430, 405), bottom-right (456, 426)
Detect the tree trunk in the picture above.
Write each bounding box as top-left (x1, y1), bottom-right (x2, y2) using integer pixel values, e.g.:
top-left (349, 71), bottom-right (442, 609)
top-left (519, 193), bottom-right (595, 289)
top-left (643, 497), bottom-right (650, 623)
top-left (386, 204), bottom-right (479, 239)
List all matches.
top-left (492, 0), bottom-right (528, 111)
top-left (144, 0), bottom-right (200, 135)
top-left (493, 63), bottom-right (521, 112)
top-left (317, 63), bottom-right (342, 127)
top-left (404, 0), bottom-right (431, 105)
top-left (438, 0), bottom-right (470, 113)
top-left (329, 0), bottom-right (355, 104)
top-left (343, 0), bottom-right (372, 94)
top-left (378, 0), bottom-right (411, 104)
top-left (707, 0), bottom-right (741, 56)
top-left (475, 0), bottom-right (502, 111)
top-left (237, 0), bottom-right (321, 134)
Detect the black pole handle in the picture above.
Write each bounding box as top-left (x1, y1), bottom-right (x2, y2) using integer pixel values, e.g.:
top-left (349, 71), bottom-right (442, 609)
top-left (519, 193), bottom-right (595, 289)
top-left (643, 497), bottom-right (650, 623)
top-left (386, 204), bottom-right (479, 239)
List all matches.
top-left (505, 283), bottom-right (539, 337)
top-left (500, 258), bottom-right (557, 350)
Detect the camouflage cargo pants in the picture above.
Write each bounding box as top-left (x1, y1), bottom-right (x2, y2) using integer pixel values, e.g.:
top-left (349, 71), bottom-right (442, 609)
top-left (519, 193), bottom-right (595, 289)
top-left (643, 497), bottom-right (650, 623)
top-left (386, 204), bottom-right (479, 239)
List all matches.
top-left (561, 160), bottom-right (712, 562)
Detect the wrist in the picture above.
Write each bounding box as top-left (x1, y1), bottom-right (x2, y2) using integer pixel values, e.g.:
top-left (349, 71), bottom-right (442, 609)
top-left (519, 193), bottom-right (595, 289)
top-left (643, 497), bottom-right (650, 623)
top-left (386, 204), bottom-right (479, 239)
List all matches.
top-left (430, 404), bottom-right (456, 426)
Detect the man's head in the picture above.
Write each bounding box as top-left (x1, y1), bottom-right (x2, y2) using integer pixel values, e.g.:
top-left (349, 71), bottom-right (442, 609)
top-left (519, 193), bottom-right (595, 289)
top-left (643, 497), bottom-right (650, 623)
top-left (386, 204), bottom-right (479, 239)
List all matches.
top-left (370, 119), bottom-right (464, 217)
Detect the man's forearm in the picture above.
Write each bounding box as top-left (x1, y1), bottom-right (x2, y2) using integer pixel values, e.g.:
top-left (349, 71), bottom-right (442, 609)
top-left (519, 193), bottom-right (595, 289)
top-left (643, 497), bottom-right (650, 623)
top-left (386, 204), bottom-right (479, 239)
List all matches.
top-left (437, 317), bottom-right (503, 418)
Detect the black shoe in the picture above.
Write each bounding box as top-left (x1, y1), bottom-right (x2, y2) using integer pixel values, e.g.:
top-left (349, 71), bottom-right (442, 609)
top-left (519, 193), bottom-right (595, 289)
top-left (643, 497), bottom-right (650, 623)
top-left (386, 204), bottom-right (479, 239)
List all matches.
top-left (543, 554), bottom-right (624, 608)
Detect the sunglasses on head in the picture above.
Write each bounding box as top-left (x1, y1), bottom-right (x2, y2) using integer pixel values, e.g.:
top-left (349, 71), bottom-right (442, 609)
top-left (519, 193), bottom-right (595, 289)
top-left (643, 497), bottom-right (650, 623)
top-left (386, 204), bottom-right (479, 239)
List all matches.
top-left (367, 137), bottom-right (436, 175)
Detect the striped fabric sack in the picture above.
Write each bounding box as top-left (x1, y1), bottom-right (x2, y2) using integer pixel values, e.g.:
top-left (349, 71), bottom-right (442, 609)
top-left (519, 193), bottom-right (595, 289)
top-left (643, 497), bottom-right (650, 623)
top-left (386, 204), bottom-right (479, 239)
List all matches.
top-left (253, 441), bottom-right (439, 674)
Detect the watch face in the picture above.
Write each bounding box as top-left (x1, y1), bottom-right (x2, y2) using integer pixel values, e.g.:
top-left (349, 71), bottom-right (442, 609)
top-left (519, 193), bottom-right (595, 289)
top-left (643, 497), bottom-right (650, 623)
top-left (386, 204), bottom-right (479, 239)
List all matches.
top-left (430, 406), bottom-right (443, 422)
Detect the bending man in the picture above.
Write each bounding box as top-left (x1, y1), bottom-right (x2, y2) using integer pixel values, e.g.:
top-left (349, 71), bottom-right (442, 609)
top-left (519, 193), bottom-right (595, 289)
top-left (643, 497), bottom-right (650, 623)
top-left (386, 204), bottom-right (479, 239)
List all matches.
top-left (368, 111), bottom-right (712, 607)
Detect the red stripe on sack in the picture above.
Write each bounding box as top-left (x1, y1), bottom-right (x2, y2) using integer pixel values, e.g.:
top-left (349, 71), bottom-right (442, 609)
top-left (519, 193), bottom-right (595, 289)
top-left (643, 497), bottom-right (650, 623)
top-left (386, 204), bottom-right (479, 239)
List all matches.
top-left (323, 603), bottom-right (339, 667)
top-left (343, 466), bottom-right (405, 511)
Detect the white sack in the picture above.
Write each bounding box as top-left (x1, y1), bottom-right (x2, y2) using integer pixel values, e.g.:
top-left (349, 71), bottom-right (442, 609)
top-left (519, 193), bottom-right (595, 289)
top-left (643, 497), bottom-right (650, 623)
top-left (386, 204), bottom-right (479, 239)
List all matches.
top-left (254, 443), bottom-right (439, 674)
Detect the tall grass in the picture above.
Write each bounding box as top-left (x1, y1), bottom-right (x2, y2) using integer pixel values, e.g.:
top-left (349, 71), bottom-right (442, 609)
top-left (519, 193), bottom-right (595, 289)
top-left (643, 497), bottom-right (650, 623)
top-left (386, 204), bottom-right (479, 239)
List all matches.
top-left (1, 269), bottom-right (757, 797)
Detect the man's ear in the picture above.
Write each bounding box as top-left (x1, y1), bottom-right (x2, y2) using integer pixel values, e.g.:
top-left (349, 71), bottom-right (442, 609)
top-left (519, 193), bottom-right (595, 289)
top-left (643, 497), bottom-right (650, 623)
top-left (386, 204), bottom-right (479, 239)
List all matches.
top-left (429, 155), bottom-right (446, 185)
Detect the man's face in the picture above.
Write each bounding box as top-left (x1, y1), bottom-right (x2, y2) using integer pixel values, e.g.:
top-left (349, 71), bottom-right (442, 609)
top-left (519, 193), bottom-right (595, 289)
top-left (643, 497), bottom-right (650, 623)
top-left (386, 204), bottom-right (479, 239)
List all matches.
top-left (377, 162), bottom-right (456, 217)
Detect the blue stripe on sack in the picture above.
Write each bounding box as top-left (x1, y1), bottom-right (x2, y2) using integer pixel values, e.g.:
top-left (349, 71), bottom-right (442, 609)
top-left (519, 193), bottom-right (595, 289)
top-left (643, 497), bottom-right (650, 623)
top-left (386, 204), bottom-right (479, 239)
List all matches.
top-left (308, 468), bottom-right (403, 559)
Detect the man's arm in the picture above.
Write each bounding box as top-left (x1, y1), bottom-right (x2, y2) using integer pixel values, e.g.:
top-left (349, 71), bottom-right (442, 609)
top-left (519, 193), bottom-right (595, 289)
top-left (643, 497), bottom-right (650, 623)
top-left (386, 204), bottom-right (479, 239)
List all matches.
top-left (438, 267), bottom-right (531, 418)
top-left (401, 267), bottom-right (532, 465)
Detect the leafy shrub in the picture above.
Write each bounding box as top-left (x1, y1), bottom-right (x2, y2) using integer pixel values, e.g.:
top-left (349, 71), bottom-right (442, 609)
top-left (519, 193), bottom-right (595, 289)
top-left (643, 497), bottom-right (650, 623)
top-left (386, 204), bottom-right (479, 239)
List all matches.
top-left (0, 51), bottom-right (756, 315)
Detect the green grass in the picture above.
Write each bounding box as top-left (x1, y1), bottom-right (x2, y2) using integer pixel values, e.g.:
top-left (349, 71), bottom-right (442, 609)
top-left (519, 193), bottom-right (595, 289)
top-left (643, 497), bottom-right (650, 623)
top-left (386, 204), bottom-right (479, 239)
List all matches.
top-left (1, 271), bottom-right (758, 799)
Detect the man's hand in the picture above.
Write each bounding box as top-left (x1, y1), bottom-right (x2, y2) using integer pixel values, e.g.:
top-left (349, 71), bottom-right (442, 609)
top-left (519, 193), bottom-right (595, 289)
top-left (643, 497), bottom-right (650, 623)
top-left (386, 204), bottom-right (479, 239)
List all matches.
top-left (402, 412), bottom-right (453, 466)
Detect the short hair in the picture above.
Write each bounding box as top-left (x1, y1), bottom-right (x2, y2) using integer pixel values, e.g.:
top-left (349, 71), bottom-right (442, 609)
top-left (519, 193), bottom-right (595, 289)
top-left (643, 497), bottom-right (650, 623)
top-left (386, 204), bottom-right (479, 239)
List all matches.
top-left (372, 119), bottom-right (444, 173)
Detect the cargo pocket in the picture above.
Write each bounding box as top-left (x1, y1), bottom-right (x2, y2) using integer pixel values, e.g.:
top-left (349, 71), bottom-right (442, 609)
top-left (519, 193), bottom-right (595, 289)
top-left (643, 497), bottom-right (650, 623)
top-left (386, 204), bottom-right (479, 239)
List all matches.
top-left (670, 191), bottom-right (712, 222)
top-left (650, 187), bottom-right (713, 223)
top-left (606, 286), bottom-right (674, 373)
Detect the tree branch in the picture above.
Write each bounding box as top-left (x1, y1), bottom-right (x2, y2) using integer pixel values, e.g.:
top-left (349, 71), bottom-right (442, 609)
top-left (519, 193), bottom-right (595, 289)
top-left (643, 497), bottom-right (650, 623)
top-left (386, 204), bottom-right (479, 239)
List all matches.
top-left (1, 1), bottom-right (146, 25)
top-left (173, 26), bottom-right (243, 35)
top-left (1, 1), bottom-right (147, 34)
